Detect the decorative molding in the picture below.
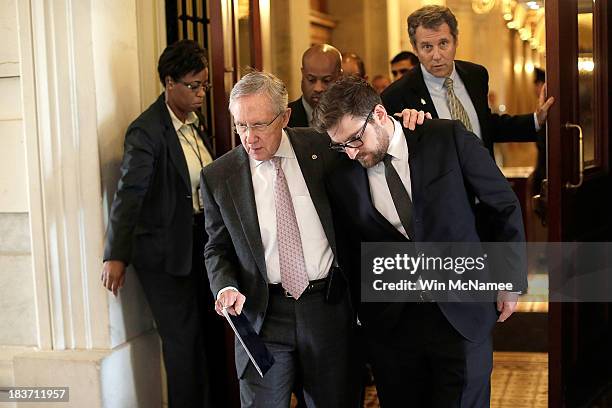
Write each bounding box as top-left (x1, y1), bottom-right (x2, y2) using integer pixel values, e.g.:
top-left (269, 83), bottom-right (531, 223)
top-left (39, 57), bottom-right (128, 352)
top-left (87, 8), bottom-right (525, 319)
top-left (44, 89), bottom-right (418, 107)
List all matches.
top-left (16, 0), bottom-right (52, 351)
top-left (310, 10), bottom-right (337, 29)
top-left (16, 0), bottom-right (109, 351)
top-left (310, 10), bottom-right (336, 45)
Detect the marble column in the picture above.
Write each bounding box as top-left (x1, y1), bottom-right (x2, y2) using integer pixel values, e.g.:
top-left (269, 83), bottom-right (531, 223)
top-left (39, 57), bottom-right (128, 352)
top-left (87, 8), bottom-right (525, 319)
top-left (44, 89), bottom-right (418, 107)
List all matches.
top-left (0, 1), bottom-right (167, 407)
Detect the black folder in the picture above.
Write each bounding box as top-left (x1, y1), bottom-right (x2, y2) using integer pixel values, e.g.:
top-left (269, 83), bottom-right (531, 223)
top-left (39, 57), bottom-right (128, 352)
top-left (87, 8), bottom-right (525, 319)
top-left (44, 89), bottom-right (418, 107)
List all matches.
top-left (222, 308), bottom-right (275, 377)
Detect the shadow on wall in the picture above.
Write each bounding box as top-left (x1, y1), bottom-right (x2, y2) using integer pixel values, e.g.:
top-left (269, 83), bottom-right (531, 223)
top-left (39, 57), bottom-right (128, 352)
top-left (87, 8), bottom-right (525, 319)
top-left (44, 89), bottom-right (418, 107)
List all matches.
top-left (97, 49), bottom-right (163, 407)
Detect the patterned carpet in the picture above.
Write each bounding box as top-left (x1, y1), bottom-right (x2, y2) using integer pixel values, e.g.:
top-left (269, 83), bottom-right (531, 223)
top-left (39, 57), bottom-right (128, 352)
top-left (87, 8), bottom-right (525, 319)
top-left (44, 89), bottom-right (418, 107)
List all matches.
top-left (359, 352), bottom-right (548, 408)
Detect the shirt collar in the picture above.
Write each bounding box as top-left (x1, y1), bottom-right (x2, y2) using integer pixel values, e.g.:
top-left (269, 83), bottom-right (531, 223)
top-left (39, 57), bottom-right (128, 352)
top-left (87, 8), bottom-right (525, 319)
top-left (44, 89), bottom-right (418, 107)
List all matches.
top-left (166, 103), bottom-right (199, 132)
top-left (385, 116), bottom-right (408, 162)
top-left (251, 129), bottom-right (296, 168)
top-left (301, 96), bottom-right (314, 124)
top-left (421, 62), bottom-right (458, 92)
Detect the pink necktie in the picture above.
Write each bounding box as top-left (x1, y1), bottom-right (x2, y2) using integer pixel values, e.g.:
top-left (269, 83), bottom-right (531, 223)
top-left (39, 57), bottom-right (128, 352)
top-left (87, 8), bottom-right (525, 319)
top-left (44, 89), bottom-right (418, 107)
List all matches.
top-left (271, 157), bottom-right (309, 298)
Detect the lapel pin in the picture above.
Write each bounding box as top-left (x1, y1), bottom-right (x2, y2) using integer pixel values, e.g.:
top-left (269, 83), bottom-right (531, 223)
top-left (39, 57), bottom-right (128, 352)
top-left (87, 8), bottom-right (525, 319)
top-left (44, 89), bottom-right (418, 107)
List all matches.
top-left (420, 98), bottom-right (427, 105)
top-left (312, 154), bottom-right (318, 160)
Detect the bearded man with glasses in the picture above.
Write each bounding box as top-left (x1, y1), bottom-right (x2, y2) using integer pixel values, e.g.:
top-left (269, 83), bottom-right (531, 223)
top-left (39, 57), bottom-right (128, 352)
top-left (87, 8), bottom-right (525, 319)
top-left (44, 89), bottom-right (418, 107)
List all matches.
top-left (314, 76), bottom-right (526, 407)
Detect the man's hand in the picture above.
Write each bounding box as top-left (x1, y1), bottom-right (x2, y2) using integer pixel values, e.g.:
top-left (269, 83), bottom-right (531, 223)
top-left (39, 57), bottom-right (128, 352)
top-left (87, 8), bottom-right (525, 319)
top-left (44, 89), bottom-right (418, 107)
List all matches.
top-left (394, 109), bottom-right (432, 130)
top-left (497, 291), bottom-right (519, 322)
top-left (536, 83), bottom-right (555, 127)
top-left (101, 260), bottom-right (127, 296)
top-left (215, 289), bottom-right (246, 316)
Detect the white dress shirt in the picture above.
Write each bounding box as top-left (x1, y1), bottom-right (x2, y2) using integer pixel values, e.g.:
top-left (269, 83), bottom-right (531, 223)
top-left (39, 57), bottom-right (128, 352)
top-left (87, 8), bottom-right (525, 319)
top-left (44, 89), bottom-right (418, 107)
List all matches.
top-left (368, 117), bottom-right (412, 239)
top-left (217, 131), bottom-right (333, 298)
top-left (167, 105), bottom-right (214, 211)
top-left (421, 63), bottom-right (540, 139)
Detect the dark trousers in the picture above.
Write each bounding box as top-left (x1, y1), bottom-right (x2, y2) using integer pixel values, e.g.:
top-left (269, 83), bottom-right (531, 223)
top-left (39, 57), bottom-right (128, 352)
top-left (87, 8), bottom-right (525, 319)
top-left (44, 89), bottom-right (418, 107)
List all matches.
top-left (365, 303), bottom-right (493, 408)
top-left (136, 217), bottom-right (230, 408)
top-left (239, 290), bottom-right (353, 408)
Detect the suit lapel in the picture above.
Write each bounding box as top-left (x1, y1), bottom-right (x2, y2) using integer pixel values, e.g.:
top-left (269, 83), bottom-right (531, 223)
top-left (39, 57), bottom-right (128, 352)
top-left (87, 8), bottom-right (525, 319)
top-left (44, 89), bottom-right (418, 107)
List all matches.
top-left (295, 100), bottom-right (308, 127)
top-left (226, 148), bottom-right (268, 282)
top-left (406, 67), bottom-right (439, 118)
top-left (156, 95), bottom-right (192, 190)
top-left (345, 157), bottom-right (407, 241)
top-left (405, 128), bottom-right (424, 228)
top-left (287, 130), bottom-right (337, 254)
top-left (455, 61), bottom-right (488, 138)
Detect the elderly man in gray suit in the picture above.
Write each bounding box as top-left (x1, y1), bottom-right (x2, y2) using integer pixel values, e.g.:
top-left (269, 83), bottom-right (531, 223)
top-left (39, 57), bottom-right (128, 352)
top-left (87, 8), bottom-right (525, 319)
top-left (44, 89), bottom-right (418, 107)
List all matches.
top-left (200, 71), bottom-right (353, 408)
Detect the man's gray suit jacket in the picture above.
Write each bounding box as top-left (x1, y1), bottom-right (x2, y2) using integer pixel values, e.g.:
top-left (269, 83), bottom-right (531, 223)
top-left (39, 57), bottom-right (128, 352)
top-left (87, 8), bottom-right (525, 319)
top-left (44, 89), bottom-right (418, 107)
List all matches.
top-left (200, 127), bottom-right (339, 377)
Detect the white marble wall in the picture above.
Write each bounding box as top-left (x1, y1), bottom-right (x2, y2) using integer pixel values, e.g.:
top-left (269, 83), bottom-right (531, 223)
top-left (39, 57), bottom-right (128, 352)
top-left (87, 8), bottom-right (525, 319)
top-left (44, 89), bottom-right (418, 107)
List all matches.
top-left (0, 248), bottom-right (35, 346)
top-left (12, 331), bottom-right (161, 408)
top-left (0, 0), bottom-right (37, 353)
top-left (0, 0), bottom-right (27, 213)
top-left (0, 0), bottom-right (167, 406)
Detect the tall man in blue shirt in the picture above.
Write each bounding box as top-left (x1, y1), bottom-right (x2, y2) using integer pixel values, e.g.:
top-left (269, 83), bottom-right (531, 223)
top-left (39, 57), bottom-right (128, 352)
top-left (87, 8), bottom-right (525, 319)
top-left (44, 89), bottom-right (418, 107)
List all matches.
top-left (382, 5), bottom-right (554, 157)
top-left (382, 5), bottom-right (554, 241)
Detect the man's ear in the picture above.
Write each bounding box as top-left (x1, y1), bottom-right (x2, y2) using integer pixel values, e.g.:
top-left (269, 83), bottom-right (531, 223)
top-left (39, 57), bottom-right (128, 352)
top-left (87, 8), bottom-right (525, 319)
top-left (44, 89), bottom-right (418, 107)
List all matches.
top-left (281, 108), bottom-right (292, 128)
top-left (373, 104), bottom-right (388, 124)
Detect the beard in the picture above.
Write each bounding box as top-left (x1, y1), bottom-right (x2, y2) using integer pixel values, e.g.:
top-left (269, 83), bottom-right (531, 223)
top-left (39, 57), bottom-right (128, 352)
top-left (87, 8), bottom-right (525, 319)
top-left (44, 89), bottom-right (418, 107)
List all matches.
top-left (356, 123), bottom-right (390, 168)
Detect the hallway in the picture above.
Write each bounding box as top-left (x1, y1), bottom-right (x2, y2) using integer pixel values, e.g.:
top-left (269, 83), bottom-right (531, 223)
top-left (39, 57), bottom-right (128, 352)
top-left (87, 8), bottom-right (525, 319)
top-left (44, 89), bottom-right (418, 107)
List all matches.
top-left (360, 352), bottom-right (548, 407)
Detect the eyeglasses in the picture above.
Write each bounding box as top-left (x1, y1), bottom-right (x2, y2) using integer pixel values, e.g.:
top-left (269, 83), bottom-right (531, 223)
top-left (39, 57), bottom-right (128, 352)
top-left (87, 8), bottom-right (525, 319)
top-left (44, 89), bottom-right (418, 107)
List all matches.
top-left (329, 109), bottom-right (374, 152)
top-left (391, 68), bottom-right (410, 78)
top-left (234, 110), bottom-right (285, 135)
top-left (179, 80), bottom-right (212, 93)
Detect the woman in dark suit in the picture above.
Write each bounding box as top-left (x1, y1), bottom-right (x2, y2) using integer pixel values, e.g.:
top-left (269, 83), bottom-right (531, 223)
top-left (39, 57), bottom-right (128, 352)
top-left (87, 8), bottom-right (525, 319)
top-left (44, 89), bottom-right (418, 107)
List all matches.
top-left (101, 40), bottom-right (226, 408)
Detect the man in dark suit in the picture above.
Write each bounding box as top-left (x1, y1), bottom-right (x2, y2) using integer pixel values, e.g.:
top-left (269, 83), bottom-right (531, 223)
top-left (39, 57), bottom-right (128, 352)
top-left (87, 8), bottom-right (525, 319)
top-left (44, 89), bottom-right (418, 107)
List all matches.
top-left (313, 76), bottom-right (527, 407)
top-left (201, 71), bottom-right (353, 407)
top-left (381, 5), bottom-right (554, 157)
top-left (389, 51), bottom-right (419, 81)
top-left (287, 44), bottom-right (343, 128)
top-left (101, 40), bottom-right (228, 407)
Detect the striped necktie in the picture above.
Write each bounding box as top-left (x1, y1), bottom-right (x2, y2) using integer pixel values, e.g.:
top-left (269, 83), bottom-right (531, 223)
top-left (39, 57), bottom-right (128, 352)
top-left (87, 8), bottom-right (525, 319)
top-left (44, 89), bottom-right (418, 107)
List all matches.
top-left (444, 77), bottom-right (473, 132)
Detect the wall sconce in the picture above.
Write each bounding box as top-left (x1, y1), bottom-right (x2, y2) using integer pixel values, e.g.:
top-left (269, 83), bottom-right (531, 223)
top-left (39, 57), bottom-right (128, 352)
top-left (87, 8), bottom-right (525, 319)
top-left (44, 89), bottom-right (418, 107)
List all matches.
top-left (578, 57), bottom-right (595, 72)
top-left (472, 0), bottom-right (497, 14)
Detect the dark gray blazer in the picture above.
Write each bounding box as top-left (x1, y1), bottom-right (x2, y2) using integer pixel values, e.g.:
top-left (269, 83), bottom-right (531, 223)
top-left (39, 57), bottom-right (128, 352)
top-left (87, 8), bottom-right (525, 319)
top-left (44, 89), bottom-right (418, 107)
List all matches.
top-left (287, 97), bottom-right (309, 128)
top-left (200, 127), bottom-right (338, 376)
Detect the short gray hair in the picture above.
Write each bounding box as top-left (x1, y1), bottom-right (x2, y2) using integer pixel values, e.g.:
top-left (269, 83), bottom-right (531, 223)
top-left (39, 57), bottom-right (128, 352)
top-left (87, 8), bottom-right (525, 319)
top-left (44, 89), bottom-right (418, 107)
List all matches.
top-left (229, 71), bottom-right (288, 114)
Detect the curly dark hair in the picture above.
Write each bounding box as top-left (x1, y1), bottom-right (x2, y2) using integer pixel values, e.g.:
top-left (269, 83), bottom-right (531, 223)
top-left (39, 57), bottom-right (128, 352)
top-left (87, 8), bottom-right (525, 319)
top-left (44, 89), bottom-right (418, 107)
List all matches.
top-left (157, 39), bottom-right (208, 87)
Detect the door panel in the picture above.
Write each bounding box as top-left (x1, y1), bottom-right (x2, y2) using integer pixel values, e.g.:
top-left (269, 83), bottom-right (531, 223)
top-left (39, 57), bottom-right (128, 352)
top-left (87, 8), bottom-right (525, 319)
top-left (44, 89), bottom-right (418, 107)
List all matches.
top-left (546, 0), bottom-right (612, 406)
